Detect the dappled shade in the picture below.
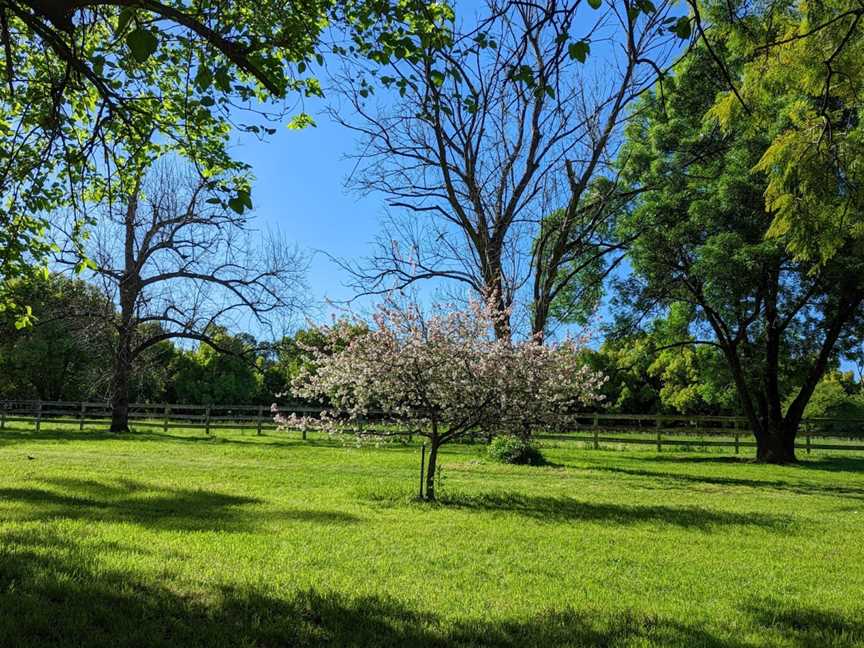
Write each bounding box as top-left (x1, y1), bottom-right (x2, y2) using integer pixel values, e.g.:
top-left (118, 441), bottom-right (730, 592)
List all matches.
top-left (1, 527), bottom-right (860, 647)
top-left (435, 492), bottom-right (796, 532)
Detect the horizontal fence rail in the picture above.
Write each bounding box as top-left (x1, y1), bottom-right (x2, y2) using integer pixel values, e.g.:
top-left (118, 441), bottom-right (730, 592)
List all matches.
top-left (1, 400), bottom-right (863, 455)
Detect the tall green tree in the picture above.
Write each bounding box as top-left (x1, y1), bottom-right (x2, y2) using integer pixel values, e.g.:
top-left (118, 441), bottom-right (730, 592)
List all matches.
top-left (695, 0), bottom-right (864, 264)
top-left (616, 44), bottom-right (864, 462)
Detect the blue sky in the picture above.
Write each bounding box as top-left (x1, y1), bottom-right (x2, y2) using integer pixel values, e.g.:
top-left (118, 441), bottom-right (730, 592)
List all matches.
top-left (234, 102), bottom-right (382, 310)
top-left (231, 8), bottom-right (623, 329)
top-left (233, 0), bottom-right (498, 317)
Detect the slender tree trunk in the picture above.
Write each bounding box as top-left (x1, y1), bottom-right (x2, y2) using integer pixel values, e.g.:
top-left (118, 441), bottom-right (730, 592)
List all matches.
top-left (424, 436), bottom-right (441, 501)
top-left (531, 295), bottom-right (550, 340)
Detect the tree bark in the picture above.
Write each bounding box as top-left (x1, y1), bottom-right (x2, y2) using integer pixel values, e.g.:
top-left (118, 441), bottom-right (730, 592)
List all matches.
top-left (109, 185), bottom-right (140, 434)
top-left (755, 418), bottom-right (797, 464)
top-left (110, 324), bottom-right (132, 433)
top-left (424, 437), bottom-right (440, 501)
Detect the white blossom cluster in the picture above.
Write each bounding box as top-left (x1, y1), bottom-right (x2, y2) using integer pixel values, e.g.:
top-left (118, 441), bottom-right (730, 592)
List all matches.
top-left (274, 298), bottom-right (607, 444)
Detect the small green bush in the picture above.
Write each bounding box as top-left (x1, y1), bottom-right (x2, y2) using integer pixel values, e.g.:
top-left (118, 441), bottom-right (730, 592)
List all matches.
top-left (487, 435), bottom-right (545, 466)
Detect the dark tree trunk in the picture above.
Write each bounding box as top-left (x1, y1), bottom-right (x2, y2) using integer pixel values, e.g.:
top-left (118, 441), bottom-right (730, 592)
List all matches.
top-left (110, 325), bottom-right (133, 433)
top-left (424, 438), bottom-right (440, 501)
top-left (755, 419), bottom-right (798, 464)
top-left (110, 193), bottom-right (140, 434)
top-left (531, 295), bottom-right (550, 340)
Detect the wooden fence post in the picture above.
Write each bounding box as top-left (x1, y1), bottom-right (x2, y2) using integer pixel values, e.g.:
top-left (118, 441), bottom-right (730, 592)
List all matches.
top-left (1, 406), bottom-right (5, 430)
top-left (256, 405), bottom-right (263, 436)
top-left (734, 423), bottom-right (740, 455)
top-left (806, 425), bottom-right (811, 455)
top-left (205, 407), bottom-right (211, 435)
top-left (79, 402), bottom-right (86, 431)
top-left (656, 419), bottom-right (662, 452)
top-left (163, 405), bottom-right (170, 433)
top-left (593, 414), bottom-right (599, 450)
top-left (35, 400), bottom-right (42, 432)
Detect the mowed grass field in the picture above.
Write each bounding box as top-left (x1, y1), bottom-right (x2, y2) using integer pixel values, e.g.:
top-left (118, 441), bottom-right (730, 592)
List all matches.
top-left (1, 423), bottom-right (863, 647)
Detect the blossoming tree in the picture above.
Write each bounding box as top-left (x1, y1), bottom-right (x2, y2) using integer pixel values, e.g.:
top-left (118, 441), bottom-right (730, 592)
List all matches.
top-left (278, 299), bottom-right (605, 500)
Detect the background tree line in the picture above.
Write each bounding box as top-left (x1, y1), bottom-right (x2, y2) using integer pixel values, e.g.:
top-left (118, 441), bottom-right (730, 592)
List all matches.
top-left (0, 271), bottom-right (316, 406)
top-left (4, 270), bottom-right (862, 421)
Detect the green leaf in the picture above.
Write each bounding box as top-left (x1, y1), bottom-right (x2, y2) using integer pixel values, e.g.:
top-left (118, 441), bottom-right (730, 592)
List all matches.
top-left (636, 0), bottom-right (657, 14)
top-left (125, 28), bottom-right (158, 63)
top-left (430, 70), bottom-right (445, 87)
top-left (91, 55), bottom-right (106, 77)
top-left (568, 41), bottom-right (590, 63)
top-left (195, 65), bottom-right (213, 91)
top-left (287, 113), bottom-right (316, 130)
top-left (671, 16), bottom-right (692, 39)
top-left (214, 66), bottom-right (232, 92)
top-left (588, 0), bottom-right (602, 9)
top-left (228, 197), bottom-right (244, 214)
top-left (14, 306), bottom-right (33, 330)
top-left (73, 257), bottom-right (97, 274)
top-left (116, 7), bottom-right (135, 34)
top-left (227, 190), bottom-right (252, 214)
top-left (200, 96), bottom-right (215, 107)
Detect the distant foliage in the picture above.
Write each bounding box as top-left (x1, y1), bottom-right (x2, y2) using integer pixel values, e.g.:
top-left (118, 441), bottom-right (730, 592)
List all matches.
top-left (789, 372), bottom-right (864, 421)
top-left (487, 436), bottom-right (546, 466)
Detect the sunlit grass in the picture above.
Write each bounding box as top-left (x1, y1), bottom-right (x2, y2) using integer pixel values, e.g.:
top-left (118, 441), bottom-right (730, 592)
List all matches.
top-left (1, 422), bottom-right (863, 647)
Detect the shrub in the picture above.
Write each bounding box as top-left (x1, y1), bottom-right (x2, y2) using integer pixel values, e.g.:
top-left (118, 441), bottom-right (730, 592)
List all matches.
top-left (487, 435), bottom-right (546, 466)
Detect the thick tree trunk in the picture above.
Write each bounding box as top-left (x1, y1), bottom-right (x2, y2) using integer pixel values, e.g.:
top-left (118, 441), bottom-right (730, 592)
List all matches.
top-left (111, 194), bottom-right (140, 434)
top-left (110, 326), bottom-right (133, 433)
top-left (424, 438), bottom-right (440, 501)
top-left (755, 419), bottom-right (797, 464)
top-left (482, 251), bottom-right (511, 341)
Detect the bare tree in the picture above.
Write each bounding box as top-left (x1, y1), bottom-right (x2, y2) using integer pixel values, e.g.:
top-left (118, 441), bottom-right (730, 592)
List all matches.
top-left (58, 161), bottom-right (307, 432)
top-left (334, 0), bottom-right (680, 338)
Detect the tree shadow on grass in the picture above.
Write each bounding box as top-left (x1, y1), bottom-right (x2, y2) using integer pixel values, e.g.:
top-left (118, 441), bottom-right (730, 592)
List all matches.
top-left (5, 529), bottom-right (863, 647)
top-left (0, 529), bottom-right (738, 648)
top-left (583, 464), bottom-right (864, 501)
top-left (639, 453), bottom-right (864, 474)
top-left (742, 598), bottom-right (864, 648)
top-left (0, 477), bottom-right (361, 531)
top-left (437, 492), bottom-right (795, 532)
top-left (637, 455), bottom-right (756, 466)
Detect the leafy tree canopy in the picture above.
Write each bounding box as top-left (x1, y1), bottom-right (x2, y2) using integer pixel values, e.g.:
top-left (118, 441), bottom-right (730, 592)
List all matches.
top-left (703, 0), bottom-right (864, 263)
top-left (614, 38), bottom-right (864, 461)
top-left (0, 0), bottom-right (455, 317)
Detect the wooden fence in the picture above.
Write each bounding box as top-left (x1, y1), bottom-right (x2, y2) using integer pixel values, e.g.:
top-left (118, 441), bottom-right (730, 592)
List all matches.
top-left (1, 400), bottom-right (864, 455)
top-left (0, 400), bottom-right (316, 438)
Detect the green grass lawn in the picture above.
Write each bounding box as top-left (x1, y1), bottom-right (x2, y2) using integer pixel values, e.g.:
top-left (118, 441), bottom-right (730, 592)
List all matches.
top-left (1, 424), bottom-right (863, 647)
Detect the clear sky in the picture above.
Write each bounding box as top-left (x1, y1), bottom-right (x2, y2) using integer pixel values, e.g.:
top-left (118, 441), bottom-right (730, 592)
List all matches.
top-left (234, 101), bottom-right (383, 312)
